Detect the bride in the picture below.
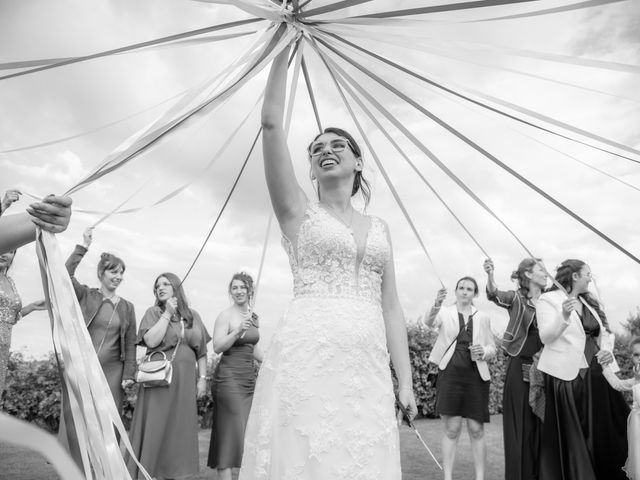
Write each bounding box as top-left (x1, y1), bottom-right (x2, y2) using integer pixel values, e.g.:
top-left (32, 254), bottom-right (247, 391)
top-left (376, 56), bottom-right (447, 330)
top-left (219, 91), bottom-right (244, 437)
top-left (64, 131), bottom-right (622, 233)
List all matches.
top-left (238, 45), bottom-right (417, 480)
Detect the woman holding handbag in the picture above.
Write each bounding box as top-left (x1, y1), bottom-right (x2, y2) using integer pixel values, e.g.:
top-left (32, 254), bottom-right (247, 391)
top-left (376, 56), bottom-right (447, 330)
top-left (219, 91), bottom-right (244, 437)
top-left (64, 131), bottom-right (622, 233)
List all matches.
top-left (536, 259), bottom-right (629, 480)
top-left (424, 277), bottom-right (496, 480)
top-left (127, 272), bottom-right (211, 480)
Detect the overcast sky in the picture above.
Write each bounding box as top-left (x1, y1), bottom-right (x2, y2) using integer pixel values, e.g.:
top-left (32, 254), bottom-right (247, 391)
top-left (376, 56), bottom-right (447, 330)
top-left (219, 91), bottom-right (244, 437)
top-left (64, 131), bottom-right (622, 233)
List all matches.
top-left (2, 0), bottom-right (639, 359)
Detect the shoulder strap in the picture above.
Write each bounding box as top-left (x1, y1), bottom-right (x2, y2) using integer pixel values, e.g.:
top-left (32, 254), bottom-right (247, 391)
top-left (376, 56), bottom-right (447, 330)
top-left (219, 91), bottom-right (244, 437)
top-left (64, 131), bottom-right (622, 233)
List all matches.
top-left (169, 321), bottom-right (185, 363)
top-left (441, 313), bottom-right (473, 359)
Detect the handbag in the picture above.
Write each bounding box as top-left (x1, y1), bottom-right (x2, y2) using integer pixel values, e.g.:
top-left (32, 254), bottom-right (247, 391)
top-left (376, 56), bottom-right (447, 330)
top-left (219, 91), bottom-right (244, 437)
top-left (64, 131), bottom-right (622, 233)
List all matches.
top-left (136, 321), bottom-right (184, 388)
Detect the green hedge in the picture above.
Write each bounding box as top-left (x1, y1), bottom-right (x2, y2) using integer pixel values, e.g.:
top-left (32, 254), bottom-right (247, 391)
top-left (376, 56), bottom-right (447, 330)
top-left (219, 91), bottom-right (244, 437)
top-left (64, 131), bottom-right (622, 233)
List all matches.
top-left (3, 310), bottom-right (639, 430)
top-left (406, 322), bottom-right (506, 418)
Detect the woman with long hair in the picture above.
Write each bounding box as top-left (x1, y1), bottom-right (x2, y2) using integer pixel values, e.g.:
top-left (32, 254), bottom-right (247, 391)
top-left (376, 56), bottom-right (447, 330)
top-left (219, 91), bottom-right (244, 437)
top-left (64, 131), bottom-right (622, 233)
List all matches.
top-left (483, 257), bottom-right (546, 480)
top-left (127, 272), bottom-right (210, 480)
top-left (536, 259), bottom-right (629, 480)
top-left (238, 45), bottom-right (416, 479)
top-left (424, 277), bottom-right (496, 480)
top-left (208, 271), bottom-right (262, 479)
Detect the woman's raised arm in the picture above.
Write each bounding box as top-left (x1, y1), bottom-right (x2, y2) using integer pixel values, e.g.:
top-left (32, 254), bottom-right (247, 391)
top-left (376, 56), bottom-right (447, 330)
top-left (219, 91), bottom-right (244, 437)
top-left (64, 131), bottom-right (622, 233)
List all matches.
top-left (261, 46), bottom-right (307, 237)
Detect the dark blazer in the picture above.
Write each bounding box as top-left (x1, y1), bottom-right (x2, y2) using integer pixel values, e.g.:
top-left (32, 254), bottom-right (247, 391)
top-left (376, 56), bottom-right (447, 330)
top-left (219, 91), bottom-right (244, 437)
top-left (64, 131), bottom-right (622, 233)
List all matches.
top-left (65, 245), bottom-right (137, 380)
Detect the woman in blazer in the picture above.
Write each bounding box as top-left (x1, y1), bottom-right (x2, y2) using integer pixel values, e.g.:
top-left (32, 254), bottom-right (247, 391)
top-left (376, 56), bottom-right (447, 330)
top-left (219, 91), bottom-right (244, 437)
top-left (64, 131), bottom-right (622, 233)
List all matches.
top-left (59, 227), bottom-right (136, 466)
top-left (536, 259), bottom-right (629, 480)
top-left (425, 276), bottom-right (496, 480)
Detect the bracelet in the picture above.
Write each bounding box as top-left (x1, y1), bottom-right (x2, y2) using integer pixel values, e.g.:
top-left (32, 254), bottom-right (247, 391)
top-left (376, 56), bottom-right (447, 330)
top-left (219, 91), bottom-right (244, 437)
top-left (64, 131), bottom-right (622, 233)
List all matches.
top-left (399, 386), bottom-right (413, 393)
top-left (199, 375), bottom-right (207, 380)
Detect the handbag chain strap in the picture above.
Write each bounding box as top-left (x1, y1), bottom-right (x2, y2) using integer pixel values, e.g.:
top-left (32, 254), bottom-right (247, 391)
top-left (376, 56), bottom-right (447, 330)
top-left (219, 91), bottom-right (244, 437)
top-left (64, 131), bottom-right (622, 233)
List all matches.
top-left (168, 320), bottom-right (185, 363)
top-left (96, 297), bottom-right (120, 355)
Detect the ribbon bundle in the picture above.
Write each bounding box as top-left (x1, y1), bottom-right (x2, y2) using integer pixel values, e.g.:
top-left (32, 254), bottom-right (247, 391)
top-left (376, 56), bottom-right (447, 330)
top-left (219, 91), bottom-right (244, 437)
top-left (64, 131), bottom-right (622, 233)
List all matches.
top-left (5, 0), bottom-right (638, 475)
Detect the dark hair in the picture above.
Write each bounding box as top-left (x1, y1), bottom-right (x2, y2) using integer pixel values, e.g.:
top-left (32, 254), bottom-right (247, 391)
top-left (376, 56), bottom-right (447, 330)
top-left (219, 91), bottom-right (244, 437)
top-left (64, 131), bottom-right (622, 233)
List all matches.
top-left (551, 259), bottom-right (609, 332)
top-left (97, 252), bottom-right (125, 279)
top-left (228, 271), bottom-right (255, 303)
top-left (153, 272), bottom-right (194, 328)
top-left (455, 276), bottom-right (479, 295)
top-left (630, 336), bottom-right (640, 350)
top-left (511, 257), bottom-right (543, 298)
top-left (307, 127), bottom-right (371, 207)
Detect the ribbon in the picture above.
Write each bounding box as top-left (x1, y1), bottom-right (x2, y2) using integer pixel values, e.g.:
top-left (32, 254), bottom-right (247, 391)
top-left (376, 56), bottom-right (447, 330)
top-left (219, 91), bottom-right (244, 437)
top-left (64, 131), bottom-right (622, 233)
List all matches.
top-left (65, 23), bottom-right (298, 196)
top-left (35, 230), bottom-right (151, 480)
top-left (0, 413), bottom-right (84, 480)
top-left (300, 0), bottom-right (376, 18)
top-left (339, 0), bottom-right (542, 19)
top-left (311, 38), bottom-right (640, 268)
top-left (301, 56), bottom-right (323, 133)
top-left (316, 56), bottom-right (492, 259)
top-left (308, 38), bottom-right (446, 286)
top-left (0, 31), bottom-right (256, 72)
top-left (0, 19), bottom-right (263, 82)
top-left (317, 30), bottom-right (640, 163)
top-left (469, 0), bottom-right (629, 23)
top-left (181, 127), bottom-right (262, 283)
top-left (318, 23), bottom-right (639, 104)
top-left (253, 212), bottom-right (274, 306)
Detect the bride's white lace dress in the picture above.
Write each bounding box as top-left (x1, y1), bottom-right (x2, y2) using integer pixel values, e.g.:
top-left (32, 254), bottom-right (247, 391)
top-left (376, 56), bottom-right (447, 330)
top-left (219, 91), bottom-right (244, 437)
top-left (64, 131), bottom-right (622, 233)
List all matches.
top-left (239, 203), bottom-right (401, 480)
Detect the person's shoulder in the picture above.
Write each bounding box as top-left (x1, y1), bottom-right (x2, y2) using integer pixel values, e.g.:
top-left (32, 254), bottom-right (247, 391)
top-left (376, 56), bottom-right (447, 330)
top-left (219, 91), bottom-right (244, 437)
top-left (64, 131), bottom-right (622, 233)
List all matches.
top-left (539, 290), bottom-right (562, 303)
top-left (143, 305), bottom-right (162, 317)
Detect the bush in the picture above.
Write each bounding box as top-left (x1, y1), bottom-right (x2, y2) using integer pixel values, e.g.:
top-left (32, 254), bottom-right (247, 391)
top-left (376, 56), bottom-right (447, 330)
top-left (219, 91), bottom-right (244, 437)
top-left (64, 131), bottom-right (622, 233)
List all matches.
top-left (406, 322), bottom-right (506, 418)
top-left (1, 352), bottom-right (62, 432)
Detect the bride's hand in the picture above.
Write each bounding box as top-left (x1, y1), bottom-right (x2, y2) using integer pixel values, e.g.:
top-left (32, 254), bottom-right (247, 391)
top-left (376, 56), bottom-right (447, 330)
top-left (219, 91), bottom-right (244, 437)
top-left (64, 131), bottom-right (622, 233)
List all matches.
top-left (396, 388), bottom-right (417, 425)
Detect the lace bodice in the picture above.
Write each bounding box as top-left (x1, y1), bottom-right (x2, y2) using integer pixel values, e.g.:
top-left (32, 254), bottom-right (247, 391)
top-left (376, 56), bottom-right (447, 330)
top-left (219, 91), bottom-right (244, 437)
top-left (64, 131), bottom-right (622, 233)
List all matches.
top-left (282, 203), bottom-right (390, 305)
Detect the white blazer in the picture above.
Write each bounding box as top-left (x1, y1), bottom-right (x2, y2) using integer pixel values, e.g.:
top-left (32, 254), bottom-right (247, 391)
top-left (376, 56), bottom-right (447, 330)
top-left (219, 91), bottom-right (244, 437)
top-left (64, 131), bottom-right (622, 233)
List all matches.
top-left (428, 304), bottom-right (496, 381)
top-left (536, 290), bottom-right (619, 381)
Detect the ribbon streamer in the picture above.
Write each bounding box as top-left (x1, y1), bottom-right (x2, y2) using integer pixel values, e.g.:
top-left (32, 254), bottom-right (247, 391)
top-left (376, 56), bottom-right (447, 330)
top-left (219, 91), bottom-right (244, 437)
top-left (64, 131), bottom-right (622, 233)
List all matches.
top-left (317, 30), bottom-right (640, 163)
top-left (0, 31), bottom-right (255, 72)
top-left (65, 23), bottom-right (297, 196)
top-left (311, 36), bottom-right (640, 266)
top-left (308, 37), bottom-right (446, 286)
top-left (253, 212), bottom-right (274, 306)
top-left (0, 19), bottom-right (263, 82)
top-left (35, 230), bottom-right (152, 480)
top-left (181, 128), bottom-right (262, 283)
top-left (469, 0), bottom-right (630, 23)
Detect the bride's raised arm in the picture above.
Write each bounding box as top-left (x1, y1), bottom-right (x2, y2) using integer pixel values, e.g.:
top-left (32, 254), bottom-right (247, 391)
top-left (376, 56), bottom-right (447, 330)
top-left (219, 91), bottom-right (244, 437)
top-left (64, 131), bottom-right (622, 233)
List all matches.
top-left (261, 46), bottom-right (307, 238)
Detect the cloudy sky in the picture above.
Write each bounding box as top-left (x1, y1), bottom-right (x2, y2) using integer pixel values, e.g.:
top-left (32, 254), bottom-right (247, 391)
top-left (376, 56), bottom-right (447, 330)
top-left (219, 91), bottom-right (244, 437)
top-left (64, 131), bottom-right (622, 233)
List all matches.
top-left (2, 0), bottom-right (639, 359)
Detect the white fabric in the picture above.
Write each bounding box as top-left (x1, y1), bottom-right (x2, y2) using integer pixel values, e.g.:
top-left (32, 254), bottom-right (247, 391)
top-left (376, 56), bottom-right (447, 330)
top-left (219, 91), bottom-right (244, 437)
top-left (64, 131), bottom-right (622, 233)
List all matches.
top-left (427, 304), bottom-right (495, 381)
top-left (239, 203), bottom-right (401, 480)
top-left (625, 384), bottom-right (640, 479)
top-left (536, 290), bottom-right (617, 381)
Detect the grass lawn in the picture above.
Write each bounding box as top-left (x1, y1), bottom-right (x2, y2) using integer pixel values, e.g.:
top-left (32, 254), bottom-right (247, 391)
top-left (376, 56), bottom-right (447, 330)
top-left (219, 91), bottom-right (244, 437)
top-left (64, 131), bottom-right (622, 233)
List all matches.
top-left (0, 415), bottom-right (505, 479)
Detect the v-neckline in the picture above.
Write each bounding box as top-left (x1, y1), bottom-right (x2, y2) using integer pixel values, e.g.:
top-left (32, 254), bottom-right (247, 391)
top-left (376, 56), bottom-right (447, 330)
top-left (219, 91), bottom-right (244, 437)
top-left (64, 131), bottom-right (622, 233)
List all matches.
top-left (317, 204), bottom-right (373, 271)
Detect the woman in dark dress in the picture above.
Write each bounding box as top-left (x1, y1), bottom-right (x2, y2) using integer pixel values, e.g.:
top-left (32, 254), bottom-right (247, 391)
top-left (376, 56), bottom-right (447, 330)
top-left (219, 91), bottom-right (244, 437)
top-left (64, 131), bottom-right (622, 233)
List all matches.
top-left (127, 272), bottom-right (210, 480)
top-left (424, 277), bottom-right (496, 480)
top-left (208, 272), bottom-right (263, 480)
top-left (484, 258), bottom-right (546, 480)
top-left (536, 259), bottom-right (629, 480)
top-left (60, 227), bottom-right (137, 465)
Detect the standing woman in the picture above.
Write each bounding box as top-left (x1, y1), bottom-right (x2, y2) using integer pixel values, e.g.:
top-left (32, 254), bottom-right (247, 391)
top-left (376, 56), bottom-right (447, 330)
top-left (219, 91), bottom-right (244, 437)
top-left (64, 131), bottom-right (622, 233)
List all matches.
top-left (128, 272), bottom-right (210, 480)
top-left (208, 272), bottom-right (262, 479)
top-left (60, 227), bottom-right (137, 463)
top-left (425, 277), bottom-right (496, 480)
top-left (484, 258), bottom-right (545, 480)
top-left (0, 250), bottom-right (45, 395)
top-left (536, 259), bottom-right (629, 480)
top-left (239, 45), bottom-right (416, 480)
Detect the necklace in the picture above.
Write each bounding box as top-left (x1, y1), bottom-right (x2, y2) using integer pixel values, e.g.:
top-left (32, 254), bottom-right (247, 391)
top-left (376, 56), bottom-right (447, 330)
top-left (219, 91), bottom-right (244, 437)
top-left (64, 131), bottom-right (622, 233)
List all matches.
top-left (321, 203), bottom-right (355, 232)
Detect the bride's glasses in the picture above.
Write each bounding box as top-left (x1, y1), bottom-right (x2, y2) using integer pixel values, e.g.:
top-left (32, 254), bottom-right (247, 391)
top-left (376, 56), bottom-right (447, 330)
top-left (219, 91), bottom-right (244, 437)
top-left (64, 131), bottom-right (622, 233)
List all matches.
top-left (309, 139), bottom-right (352, 157)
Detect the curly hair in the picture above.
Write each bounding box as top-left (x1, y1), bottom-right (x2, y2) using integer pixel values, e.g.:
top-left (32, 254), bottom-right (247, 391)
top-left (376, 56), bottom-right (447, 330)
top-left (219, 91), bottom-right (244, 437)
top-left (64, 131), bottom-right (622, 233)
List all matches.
top-left (510, 257), bottom-right (543, 298)
top-left (228, 271), bottom-right (255, 303)
top-left (97, 252), bottom-right (125, 279)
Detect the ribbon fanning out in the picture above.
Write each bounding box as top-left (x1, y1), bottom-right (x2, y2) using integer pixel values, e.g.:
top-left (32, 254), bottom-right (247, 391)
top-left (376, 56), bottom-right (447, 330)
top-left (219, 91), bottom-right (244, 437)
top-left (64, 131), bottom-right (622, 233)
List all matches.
top-left (35, 230), bottom-right (152, 480)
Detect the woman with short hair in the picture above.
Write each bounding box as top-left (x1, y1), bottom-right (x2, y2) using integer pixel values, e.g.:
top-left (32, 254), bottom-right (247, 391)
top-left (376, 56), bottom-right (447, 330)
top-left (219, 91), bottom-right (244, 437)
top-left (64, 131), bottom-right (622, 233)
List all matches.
top-left (425, 276), bottom-right (496, 480)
